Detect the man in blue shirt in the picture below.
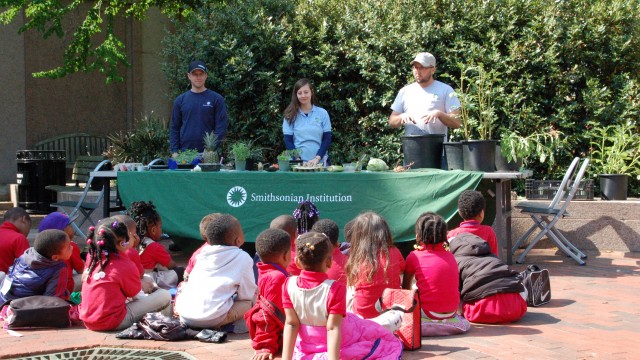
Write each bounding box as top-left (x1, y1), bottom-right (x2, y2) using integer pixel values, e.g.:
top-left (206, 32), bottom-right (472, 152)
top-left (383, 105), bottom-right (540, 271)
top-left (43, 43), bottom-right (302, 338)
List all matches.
top-left (170, 60), bottom-right (228, 155)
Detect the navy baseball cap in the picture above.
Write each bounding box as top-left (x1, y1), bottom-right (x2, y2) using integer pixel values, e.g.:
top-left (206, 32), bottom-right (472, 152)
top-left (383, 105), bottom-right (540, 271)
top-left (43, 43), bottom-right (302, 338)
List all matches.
top-left (188, 60), bottom-right (208, 74)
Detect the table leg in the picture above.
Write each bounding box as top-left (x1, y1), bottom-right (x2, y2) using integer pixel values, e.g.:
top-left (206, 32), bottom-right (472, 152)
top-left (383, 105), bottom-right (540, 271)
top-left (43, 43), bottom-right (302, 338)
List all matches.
top-left (494, 179), bottom-right (513, 265)
top-left (103, 180), bottom-right (110, 218)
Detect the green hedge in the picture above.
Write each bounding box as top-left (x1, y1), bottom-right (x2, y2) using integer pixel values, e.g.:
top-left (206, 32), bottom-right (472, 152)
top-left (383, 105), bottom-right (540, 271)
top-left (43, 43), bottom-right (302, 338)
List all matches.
top-left (162, 0), bottom-right (640, 195)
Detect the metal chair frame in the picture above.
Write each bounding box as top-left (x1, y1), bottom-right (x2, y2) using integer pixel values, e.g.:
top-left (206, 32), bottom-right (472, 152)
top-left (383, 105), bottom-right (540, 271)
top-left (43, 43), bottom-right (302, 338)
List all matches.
top-left (512, 157), bottom-right (589, 265)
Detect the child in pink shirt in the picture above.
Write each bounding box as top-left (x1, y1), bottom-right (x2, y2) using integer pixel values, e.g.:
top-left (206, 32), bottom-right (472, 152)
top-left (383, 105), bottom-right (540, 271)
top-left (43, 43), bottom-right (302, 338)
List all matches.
top-left (311, 219), bottom-right (348, 285)
top-left (345, 211), bottom-right (405, 319)
top-left (447, 190), bottom-right (499, 256)
top-left (403, 212), bottom-right (471, 336)
top-left (281, 232), bottom-right (402, 360)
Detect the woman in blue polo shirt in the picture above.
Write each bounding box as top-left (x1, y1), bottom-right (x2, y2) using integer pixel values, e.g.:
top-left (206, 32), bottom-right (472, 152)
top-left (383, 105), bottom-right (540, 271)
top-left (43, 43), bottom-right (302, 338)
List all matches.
top-left (282, 79), bottom-right (332, 166)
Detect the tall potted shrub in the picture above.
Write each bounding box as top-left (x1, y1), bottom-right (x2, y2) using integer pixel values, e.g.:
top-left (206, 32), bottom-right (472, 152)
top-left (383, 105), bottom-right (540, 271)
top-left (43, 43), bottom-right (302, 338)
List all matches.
top-left (589, 122), bottom-right (640, 200)
top-left (457, 64), bottom-right (500, 172)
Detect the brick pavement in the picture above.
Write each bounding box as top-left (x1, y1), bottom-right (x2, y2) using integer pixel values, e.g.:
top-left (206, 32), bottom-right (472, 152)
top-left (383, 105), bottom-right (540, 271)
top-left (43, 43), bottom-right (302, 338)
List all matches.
top-left (0, 250), bottom-right (638, 359)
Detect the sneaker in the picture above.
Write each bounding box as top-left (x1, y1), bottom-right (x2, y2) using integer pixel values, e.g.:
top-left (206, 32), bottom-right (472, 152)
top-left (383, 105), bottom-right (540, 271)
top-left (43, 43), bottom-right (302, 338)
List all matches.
top-left (231, 318), bottom-right (249, 334)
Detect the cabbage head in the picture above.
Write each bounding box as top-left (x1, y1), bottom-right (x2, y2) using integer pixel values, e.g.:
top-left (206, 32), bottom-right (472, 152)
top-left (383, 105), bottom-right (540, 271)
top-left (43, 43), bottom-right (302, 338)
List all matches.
top-left (367, 157), bottom-right (389, 171)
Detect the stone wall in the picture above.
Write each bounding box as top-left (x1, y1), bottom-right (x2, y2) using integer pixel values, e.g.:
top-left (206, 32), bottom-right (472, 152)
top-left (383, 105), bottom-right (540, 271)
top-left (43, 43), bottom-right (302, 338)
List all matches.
top-left (512, 199), bottom-right (640, 254)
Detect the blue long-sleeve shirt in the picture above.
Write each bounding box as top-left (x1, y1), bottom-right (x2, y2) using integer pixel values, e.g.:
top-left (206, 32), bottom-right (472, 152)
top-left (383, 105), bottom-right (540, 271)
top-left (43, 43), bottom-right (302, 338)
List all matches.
top-left (170, 89), bottom-right (228, 152)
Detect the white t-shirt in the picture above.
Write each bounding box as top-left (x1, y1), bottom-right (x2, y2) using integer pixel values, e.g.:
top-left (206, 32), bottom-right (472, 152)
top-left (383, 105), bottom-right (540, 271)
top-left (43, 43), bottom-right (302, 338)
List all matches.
top-left (390, 81), bottom-right (461, 139)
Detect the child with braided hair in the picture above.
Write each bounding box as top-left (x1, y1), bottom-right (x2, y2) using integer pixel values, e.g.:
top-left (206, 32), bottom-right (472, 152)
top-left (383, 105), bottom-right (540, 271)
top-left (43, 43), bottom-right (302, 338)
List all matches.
top-left (79, 218), bottom-right (172, 331)
top-left (402, 212), bottom-right (471, 336)
top-left (282, 232), bottom-right (402, 360)
top-left (127, 201), bottom-right (185, 289)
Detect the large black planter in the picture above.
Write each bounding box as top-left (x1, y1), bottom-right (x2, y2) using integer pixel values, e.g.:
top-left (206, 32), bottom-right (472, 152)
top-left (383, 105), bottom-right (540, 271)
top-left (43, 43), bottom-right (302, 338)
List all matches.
top-left (443, 142), bottom-right (463, 170)
top-left (494, 145), bottom-right (522, 171)
top-left (462, 140), bottom-right (496, 172)
top-left (401, 134), bottom-right (445, 169)
top-left (599, 174), bottom-right (628, 200)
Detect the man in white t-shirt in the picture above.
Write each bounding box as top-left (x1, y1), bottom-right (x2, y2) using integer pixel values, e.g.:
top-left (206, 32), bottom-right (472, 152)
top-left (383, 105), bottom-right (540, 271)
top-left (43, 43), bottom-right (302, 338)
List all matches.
top-left (389, 52), bottom-right (461, 140)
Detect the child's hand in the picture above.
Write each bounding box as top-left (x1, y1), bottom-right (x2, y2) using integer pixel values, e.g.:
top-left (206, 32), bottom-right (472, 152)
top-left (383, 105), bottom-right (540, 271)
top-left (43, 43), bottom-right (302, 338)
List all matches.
top-left (251, 351), bottom-right (273, 360)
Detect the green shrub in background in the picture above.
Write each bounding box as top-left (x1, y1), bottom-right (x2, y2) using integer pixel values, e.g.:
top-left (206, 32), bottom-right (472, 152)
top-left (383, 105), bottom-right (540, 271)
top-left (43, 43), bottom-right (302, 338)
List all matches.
top-left (162, 0), bottom-right (640, 196)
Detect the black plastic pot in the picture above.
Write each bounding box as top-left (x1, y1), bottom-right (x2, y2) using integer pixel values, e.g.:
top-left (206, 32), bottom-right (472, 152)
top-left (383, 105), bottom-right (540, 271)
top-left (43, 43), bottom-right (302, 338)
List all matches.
top-left (599, 174), bottom-right (628, 200)
top-left (401, 134), bottom-right (445, 169)
top-left (462, 140), bottom-right (496, 172)
top-left (494, 145), bottom-right (522, 171)
top-left (443, 142), bottom-right (463, 170)
top-left (200, 163), bottom-right (221, 172)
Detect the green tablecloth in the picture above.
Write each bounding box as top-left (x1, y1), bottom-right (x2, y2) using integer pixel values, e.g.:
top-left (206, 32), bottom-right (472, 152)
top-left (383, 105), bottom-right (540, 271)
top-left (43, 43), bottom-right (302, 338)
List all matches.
top-left (117, 169), bottom-right (483, 243)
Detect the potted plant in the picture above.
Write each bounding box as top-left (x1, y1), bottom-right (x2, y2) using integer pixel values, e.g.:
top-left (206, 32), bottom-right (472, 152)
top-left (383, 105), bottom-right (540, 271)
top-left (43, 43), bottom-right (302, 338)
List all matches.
top-left (497, 127), bottom-right (563, 171)
top-left (200, 132), bottom-right (221, 172)
top-left (456, 64), bottom-right (501, 172)
top-left (277, 149), bottom-right (300, 171)
top-left (589, 122), bottom-right (640, 200)
top-left (231, 141), bottom-right (252, 171)
top-left (173, 149), bottom-right (200, 169)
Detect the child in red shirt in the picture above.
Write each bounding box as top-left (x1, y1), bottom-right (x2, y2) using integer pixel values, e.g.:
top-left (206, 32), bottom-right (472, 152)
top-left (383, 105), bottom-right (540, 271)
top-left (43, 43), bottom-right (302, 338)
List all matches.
top-left (38, 212), bottom-right (84, 293)
top-left (281, 232), bottom-right (402, 360)
top-left (0, 207), bottom-right (31, 275)
top-left (311, 219), bottom-right (348, 285)
top-left (447, 190), bottom-right (499, 256)
top-left (246, 228), bottom-right (291, 360)
top-left (345, 211), bottom-right (405, 319)
top-left (113, 214), bottom-right (155, 294)
top-left (79, 218), bottom-right (171, 331)
top-left (403, 212), bottom-right (471, 336)
top-left (127, 201), bottom-right (185, 288)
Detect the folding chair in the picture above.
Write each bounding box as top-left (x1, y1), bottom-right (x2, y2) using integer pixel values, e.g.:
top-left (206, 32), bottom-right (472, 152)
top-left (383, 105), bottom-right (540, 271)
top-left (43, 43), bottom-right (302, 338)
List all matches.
top-left (50, 159), bottom-right (112, 239)
top-left (512, 157), bottom-right (589, 265)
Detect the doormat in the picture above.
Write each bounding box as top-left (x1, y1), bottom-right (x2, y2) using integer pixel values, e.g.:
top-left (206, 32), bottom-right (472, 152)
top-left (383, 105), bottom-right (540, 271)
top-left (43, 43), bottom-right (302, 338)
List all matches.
top-left (8, 347), bottom-right (197, 360)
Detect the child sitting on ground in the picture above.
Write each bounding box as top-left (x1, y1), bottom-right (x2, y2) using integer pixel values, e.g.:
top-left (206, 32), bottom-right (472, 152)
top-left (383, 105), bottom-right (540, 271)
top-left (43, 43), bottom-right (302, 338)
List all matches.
top-left (38, 212), bottom-right (84, 293)
top-left (345, 211), bottom-right (405, 319)
top-left (184, 213), bottom-right (221, 282)
top-left (448, 190), bottom-right (499, 256)
top-left (269, 214), bottom-right (299, 276)
top-left (127, 201), bottom-right (185, 289)
top-left (281, 232), bottom-right (402, 360)
top-left (176, 214), bottom-right (256, 332)
top-left (403, 212), bottom-right (471, 336)
top-left (246, 228), bottom-right (291, 360)
top-left (0, 229), bottom-right (71, 304)
top-left (311, 219), bottom-right (348, 284)
top-left (450, 232), bottom-right (527, 324)
top-left (80, 218), bottom-right (172, 331)
top-left (112, 214), bottom-right (155, 294)
top-left (0, 207), bottom-right (31, 282)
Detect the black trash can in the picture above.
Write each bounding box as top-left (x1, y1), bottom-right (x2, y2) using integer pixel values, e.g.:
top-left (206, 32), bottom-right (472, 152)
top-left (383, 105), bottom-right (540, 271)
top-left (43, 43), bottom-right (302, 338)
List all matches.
top-left (16, 150), bottom-right (66, 214)
top-left (401, 134), bottom-right (445, 169)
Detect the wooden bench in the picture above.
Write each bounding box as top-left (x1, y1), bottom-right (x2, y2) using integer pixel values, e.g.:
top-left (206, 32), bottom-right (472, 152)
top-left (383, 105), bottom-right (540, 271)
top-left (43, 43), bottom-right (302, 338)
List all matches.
top-left (34, 133), bottom-right (110, 175)
top-left (45, 155), bottom-right (110, 192)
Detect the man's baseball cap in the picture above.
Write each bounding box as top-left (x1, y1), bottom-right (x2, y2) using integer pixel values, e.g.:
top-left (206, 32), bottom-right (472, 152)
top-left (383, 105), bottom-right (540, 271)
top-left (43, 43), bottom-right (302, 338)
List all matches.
top-left (188, 60), bottom-right (208, 74)
top-left (38, 212), bottom-right (73, 232)
top-left (411, 52), bottom-right (436, 67)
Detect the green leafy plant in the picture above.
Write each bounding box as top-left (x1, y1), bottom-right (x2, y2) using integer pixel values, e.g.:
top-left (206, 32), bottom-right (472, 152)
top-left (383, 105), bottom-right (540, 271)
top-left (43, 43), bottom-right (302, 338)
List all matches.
top-left (277, 149), bottom-right (300, 161)
top-left (457, 64), bottom-right (502, 141)
top-left (105, 113), bottom-right (170, 164)
top-left (174, 149), bottom-right (199, 165)
top-left (589, 122), bottom-right (640, 178)
top-left (500, 128), bottom-right (564, 165)
top-left (231, 141), bottom-right (252, 161)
